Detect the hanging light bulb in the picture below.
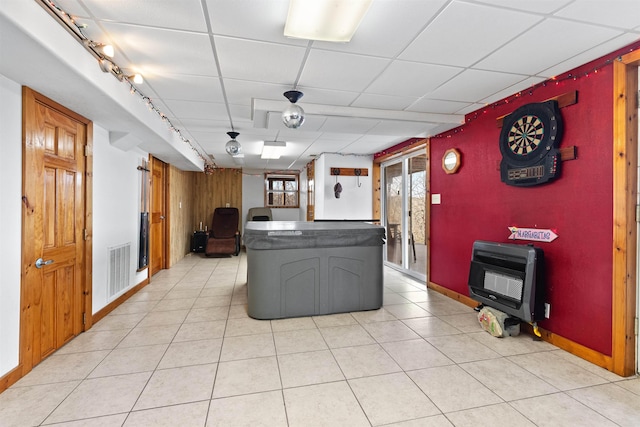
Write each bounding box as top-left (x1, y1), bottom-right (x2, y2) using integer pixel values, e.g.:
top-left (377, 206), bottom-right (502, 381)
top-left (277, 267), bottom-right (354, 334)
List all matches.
top-left (131, 74), bottom-right (144, 84)
top-left (225, 131), bottom-right (242, 156)
top-left (282, 90), bottom-right (305, 129)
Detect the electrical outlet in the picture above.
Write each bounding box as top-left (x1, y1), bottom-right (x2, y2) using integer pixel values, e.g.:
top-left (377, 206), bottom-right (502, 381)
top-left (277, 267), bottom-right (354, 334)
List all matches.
top-left (226, 203), bottom-right (230, 207)
top-left (544, 303), bottom-right (551, 319)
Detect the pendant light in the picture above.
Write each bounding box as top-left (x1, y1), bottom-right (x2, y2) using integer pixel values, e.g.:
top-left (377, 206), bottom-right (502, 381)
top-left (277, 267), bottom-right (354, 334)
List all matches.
top-left (225, 131), bottom-right (242, 156)
top-left (282, 90), bottom-right (305, 129)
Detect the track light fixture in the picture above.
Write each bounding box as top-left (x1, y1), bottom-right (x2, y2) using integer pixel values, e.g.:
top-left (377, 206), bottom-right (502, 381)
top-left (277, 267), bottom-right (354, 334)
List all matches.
top-left (282, 90), bottom-right (305, 129)
top-left (98, 58), bottom-right (113, 73)
top-left (83, 40), bottom-right (114, 58)
top-left (225, 131), bottom-right (242, 156)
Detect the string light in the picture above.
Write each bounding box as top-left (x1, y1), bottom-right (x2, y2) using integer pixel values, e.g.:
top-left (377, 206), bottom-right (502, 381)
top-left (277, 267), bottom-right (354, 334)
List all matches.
top-left (40, 0), bottom-right (214, 170)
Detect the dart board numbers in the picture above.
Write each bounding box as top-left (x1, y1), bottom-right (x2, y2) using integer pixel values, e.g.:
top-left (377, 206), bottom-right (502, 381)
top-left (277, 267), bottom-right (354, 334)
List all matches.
top-left (499, 100), bottom-right (563, 187)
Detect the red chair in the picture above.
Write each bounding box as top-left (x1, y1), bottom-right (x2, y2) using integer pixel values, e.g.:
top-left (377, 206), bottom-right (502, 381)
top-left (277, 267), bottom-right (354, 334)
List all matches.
top-left (205, 207), bottom-right (240, 256)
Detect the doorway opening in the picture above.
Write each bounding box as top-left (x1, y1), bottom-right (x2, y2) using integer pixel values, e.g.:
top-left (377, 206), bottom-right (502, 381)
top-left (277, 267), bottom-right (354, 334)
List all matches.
top-left (381, 151), bottom-right (428, 281)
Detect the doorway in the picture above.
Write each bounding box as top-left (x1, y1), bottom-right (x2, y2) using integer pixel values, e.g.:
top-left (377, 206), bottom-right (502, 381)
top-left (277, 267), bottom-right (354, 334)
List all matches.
top-left (382, 151), bottom-right (428, 281)
top-left (21, 87), bottom-right (91, 372)
top-left (150, 156), bottom-right (167, 276)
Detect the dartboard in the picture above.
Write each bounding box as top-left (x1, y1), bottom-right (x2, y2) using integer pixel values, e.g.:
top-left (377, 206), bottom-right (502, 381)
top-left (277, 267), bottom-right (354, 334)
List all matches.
top-left (499, 100), bottom-right (563, 187)
top-left (507, 114), bottom-right (544, 155)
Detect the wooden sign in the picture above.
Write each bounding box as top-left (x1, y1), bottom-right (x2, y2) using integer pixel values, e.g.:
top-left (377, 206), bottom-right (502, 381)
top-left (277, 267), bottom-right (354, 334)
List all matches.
top-left (508, 226), bottom-right (558, 243)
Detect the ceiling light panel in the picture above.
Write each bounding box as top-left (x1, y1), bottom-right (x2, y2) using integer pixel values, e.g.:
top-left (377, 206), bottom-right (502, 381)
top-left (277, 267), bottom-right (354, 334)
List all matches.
top-left (284, 0), bottom-right (373, 42)
top-left (261, 140), bottom-right (287, 159)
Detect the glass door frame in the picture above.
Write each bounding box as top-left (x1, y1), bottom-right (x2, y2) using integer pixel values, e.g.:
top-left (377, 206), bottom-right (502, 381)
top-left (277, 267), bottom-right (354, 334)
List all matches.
top-left (381, 150), bottom-right (428, 282)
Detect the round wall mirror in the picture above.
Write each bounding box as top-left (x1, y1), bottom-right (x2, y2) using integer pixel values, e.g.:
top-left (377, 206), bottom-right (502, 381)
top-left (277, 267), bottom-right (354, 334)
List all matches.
top-left (442, 148), bottom-right (461, 174)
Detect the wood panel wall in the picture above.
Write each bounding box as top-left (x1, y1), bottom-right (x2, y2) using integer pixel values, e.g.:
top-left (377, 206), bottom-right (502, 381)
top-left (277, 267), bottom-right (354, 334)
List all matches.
top-left (192, 168), bottom-right (243, 232)
top-left (167, 165), bottom-right (195, 266)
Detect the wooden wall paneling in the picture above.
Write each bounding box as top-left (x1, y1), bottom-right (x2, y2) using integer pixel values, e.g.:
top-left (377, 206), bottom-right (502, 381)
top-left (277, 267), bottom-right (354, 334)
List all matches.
top-left (192, 169), bottom-right (243, 231)
top-left (168, 165), bottom-right (195, 267)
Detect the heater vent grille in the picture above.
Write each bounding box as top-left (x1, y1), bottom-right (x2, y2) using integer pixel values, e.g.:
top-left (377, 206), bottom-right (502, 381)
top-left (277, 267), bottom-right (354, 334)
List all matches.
top-left (484, 271), bottom-right (523, 301)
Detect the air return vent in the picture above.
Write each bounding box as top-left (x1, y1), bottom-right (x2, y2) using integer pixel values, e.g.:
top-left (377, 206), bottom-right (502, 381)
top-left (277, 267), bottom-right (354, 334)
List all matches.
top-left (108, 243), bottom-right (130, 298)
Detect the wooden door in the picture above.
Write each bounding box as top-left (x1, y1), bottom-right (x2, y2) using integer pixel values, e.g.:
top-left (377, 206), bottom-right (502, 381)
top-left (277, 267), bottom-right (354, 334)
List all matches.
top-left (21, 87), bottom-right (88, 371)
top-left (150, 157), bottom-right (167, 275)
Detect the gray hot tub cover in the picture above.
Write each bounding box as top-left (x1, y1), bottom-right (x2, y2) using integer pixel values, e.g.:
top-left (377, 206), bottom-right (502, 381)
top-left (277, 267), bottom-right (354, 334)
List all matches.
top-left (244, 221), bottom-right (385, 250)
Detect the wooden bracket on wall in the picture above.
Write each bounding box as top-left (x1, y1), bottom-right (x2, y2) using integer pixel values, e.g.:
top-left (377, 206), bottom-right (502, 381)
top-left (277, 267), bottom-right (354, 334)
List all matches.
top-left (330, 167), bottom-right (369, 176)
top-left (495, 146), bottom-right (577, 170)
top-left (495, 90), bottom-right (578, 128)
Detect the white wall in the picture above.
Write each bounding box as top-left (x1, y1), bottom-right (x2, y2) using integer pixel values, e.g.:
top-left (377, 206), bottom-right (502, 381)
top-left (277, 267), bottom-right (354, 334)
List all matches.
top-left (92, 124), bottom-right (148, 310)
top-left (0, 74), bottom-right (22, 376)
top-left (314, 153), bottom-right (373, 220)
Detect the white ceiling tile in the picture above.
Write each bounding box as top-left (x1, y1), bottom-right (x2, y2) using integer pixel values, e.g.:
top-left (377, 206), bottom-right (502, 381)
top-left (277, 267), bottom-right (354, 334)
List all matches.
top-left (319, 117), bottom-right (379, 134)
top-left (100, 23), bottom-right (217, 76)
top-left (76, 0), bottom-right (208, 32)
top-left (224, 79), bottom-right (290, 106)
top-left (480, 76), bottom-right (547, 104)
top-left (472, 0), bottom-right (572, 14)
top-left (554, 0), bottom-right (640, 30)
top-left (300, 50), bottom-right (390, 92)
top-left (351, 93), bottom-right (417, 110)
top-left (407, 98), bottom-right (473, 114)
top-left (205, 0), bottom-right (307, 46)
top-left (540, 33), bottom-right (640, 78)
top-left (365, 60), bottom-right (462, 97)
top-left (293, 87), bottom-right (360, 107)
top-left (313, 0), bottom-right (449, 57)
top-left (400, 1), bottom-right (543, 67)
top-left (367, 120), bottom-right (437, 137)
top-left (475, 18), bottom-right (624, 75)
top-left (149, 74), bottom-right (222, 102)
top-left (163, 99), bottom-right (228, 121)
top-left (215, 36), bottom-right (306, 84)
top-left (427, 69), bottom-right (527, 103)
top-left (306, 140), bottom-right (357, 155)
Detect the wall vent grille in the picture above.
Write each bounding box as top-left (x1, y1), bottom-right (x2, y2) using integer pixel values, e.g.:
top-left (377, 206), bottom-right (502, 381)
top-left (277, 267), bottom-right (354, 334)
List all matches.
top-left (108, 243), bottom-right (130, 299)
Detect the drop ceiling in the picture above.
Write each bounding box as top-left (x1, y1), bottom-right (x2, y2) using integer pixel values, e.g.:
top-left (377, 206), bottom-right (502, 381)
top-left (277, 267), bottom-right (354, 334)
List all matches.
top-left (1, 0), bottom-right (639, 171)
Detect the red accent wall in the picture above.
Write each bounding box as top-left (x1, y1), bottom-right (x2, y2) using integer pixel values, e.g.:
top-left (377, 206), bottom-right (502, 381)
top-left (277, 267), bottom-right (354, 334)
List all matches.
top-left (429, 55), bottom-right (622, 355)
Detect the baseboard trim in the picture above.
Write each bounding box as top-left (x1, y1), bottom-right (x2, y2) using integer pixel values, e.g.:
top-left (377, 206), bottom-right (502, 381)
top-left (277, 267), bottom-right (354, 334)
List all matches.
top-left (92, 277), bottom-right (150, 324)
top-left (0, 364), bottom-right (24, 394)
top-left (427, 281), bottom-right (617, 374)
top-left (0, 277), bottom-right (152, 394)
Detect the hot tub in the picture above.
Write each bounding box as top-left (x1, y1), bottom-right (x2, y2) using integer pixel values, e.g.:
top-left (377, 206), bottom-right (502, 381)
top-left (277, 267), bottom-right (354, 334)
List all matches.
top-left (244, 221), bottom-right (385, 319)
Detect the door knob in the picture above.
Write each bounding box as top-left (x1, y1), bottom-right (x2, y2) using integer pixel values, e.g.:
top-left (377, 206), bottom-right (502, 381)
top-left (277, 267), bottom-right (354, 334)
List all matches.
top-left (35, 258), bottom-right (54, 269)
top-left (160, 215), bottom-right (165, 219)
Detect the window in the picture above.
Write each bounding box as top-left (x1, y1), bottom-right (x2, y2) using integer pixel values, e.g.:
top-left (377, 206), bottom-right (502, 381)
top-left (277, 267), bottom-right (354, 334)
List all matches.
top-left (265, 173), bottom-right (299, 208)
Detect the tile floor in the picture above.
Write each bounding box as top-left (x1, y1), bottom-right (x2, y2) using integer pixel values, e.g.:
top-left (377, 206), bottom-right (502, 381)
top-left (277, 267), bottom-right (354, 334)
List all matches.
top-left (2, 253), bottom-right (640, 426)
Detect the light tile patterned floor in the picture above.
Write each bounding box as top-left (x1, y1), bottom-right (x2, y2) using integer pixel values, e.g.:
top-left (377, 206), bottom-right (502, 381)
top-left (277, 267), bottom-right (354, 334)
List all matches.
top-left (2, 253), bottom-right (640, 426)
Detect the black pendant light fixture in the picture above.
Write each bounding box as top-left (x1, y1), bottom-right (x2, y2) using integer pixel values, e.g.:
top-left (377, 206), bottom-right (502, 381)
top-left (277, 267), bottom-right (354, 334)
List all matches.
top-left (225, 131), bottom-right (242, 156)
top-left (282, 90), bottom-right (305, 129)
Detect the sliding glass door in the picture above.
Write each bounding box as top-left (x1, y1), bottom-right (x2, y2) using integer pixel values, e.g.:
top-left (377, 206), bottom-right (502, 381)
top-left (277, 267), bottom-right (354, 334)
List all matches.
top-left (382, 152), bottom-right (427, 281)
